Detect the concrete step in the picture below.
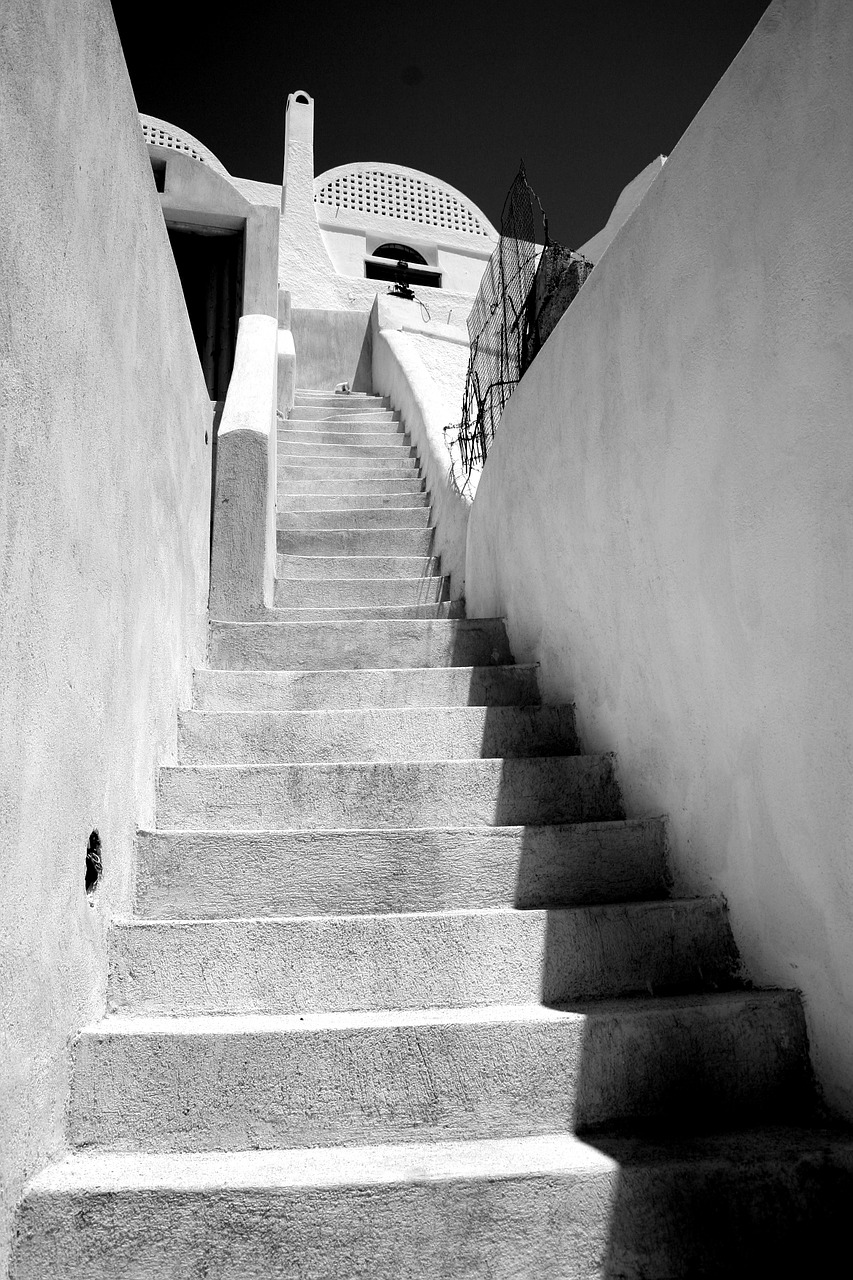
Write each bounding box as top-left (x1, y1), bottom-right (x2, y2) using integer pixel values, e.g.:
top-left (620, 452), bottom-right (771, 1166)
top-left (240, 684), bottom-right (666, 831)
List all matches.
top-left (277, 526), bottom-right (436, 556)
top-left (156, 754), bottom-right (623, 830)
top-left (276, 552), bottom-right (441, 580)
top-left (176, 705), bottom-right (579, 765)
top-left (16, 1128), bottom-right (853, 1278)
top-left (208, 617), bottom-right (513, 671)
top-left (108, 898), bottom-right (740, 1017)
top-left (191, 664), bottom-right (540, 712)
top-left (278, 440), bottom-right (418, 462)
top-left (266, 601), bottom-right (463, 622)
top-left (282, 491), bottom-right (430, 510)
top-left (288, 405), bottom-right (395, 420)
top-left (135, 817), bottom-right (669, 919)
top-left (273, 575), bottom-right (449, 609)
top-left (69, 991), bottom-right (809, 1153)
top-left (278, 505), bottom-right (433, 530)
top-left (280, 466), bottom-right (421, 486)
top-left (280, 427), bottom-right (407, 447)
top-left (279, 471), bottom-right (425, 492)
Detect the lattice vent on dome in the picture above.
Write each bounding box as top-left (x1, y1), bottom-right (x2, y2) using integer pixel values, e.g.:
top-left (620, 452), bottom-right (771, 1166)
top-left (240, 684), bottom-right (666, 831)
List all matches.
top-left (141, 121), bottom-right (207, 164)
top-left (315, 168), bottom-right (491, 236)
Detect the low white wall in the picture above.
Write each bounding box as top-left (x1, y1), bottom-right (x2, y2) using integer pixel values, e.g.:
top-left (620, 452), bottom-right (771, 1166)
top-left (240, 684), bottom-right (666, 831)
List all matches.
top-left (467, 0), bottom-right (853, 1118)
top-left (209, 315), bottom-right (278, 620)
top-left (372, 299), bottom-right (471, 598)
top-left (0, 0), bottom-right (212, 1267)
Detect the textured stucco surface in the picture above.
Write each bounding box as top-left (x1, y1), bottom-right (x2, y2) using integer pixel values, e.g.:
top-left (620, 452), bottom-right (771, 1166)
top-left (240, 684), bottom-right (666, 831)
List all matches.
top-left (135, 818), bottom-right (668, 919)
top-left (372, 300), bottom-right (472, 597)
top-left (0, 0), bottom-right (211, 1268)
top-left (467, 0), bottom-right (853, 1117)
top-left (209, 315), bottom-right (278, 620)
top-left (69, 991), bottom-right (807, 1152)
top-left (107, 897), bottom-right (738, 1016)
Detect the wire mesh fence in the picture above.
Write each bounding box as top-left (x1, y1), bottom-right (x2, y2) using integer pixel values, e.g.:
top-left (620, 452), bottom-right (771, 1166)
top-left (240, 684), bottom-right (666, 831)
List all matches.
top-left (449, 164), bottom-right (593, 481)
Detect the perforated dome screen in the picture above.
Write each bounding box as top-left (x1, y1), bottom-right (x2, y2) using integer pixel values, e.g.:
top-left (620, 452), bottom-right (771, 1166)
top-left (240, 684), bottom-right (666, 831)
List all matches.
top-left (140, 115), bottom-right (229, 176)
top-left (314, 164), bottom-right (495, 237)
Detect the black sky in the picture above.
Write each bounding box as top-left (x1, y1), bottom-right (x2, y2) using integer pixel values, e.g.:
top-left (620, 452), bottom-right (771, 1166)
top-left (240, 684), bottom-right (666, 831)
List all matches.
top-left (111, 0), bottom-right (770, 248)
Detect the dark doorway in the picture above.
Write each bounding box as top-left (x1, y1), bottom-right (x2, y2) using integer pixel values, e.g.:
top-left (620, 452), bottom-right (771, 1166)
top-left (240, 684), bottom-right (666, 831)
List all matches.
top-left (167, 224), bottom-right (243, 399)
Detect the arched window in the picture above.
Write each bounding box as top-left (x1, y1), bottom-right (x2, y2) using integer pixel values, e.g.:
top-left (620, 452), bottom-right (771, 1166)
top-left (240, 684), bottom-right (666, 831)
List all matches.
top-left (372, 243), bottom-right (428, 265)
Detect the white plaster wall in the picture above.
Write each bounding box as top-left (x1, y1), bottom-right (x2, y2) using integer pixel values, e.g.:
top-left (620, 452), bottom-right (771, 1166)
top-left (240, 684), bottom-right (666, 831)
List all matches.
top-left (436, 246), bottom-right (492, 295)
top-left (372, 298), bottom-right (472, 597)
top-left (466, 0), bottom-right (853, 1117)
top-left (319, 226), bottom-right (369, 278)
top-left (0, 0), bottom-right (212, 1267)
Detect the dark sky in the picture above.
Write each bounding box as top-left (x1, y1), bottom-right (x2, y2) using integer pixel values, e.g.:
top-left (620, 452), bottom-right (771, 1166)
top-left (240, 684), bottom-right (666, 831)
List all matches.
top-left (111, 0), bottom-right (770, 248)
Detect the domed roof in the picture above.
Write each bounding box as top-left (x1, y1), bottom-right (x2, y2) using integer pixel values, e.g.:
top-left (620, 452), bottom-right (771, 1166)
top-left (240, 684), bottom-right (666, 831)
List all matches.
top-left (314, 161), bottom-right (496, 239)
top-left (139, 114), bottom-right (230, 177)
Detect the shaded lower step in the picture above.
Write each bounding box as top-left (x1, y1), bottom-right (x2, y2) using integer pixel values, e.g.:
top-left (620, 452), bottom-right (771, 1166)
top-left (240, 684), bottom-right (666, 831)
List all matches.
top-left (70, 992), bottom-right (809, 1152)
top-left (16, 1128), bottom-right (853, 1280)
top-left (14, 1131), bottom-right (850, 1280)
top-left (207, 617), bottom-right (512, 670)
top-left (156, 754), bottom-right (624, 830)
top-left (191, 663), bottom-right (540, 712)
top-left (108, 897), bottom-right (740, 1016)
top-left (135, 818), bottom-right (669, 918)
top-left (176, 704), bottom-right (578, 764)
top-left (277, 505), bottom-right (433, 530)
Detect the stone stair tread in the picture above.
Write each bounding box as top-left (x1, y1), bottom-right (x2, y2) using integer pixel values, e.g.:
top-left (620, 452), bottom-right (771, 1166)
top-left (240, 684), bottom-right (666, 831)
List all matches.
top-left (85, 989), bottom-right (788, 1038)
top-left (25, 1123), bottom-right (853, 1192)
top-left (108, 896), bottom-right (741, 1015)
top-left (134, 816), bottom-right (670, 917)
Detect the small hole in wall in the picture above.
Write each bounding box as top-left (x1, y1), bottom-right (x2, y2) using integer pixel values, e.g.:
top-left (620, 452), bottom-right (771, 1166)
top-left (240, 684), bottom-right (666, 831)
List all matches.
top-left (205, 430), bottom-right (209, 445)
top-left (85, 830), bottom-right (102, 900)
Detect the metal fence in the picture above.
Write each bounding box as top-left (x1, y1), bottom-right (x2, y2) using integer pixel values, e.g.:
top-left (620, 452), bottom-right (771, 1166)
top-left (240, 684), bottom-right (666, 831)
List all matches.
top-left (451, 164), bottom-right (593, 478)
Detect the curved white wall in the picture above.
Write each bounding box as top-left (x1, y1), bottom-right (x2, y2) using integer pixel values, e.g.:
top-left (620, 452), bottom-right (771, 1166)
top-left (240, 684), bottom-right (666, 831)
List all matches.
top-left (467, 0), bottom-right (853, 1118)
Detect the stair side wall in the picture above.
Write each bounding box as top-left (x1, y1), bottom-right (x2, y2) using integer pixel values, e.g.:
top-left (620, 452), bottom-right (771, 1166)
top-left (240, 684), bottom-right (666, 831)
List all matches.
top-left (466, 0), bottom-right (853, 1119)
top-left (0, 0), bottom-right (213, 1270)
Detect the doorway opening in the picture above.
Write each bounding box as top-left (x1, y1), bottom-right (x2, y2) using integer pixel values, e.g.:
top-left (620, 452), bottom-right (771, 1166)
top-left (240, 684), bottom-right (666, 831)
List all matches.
top-left (166, 223), bottom-right (244, 400)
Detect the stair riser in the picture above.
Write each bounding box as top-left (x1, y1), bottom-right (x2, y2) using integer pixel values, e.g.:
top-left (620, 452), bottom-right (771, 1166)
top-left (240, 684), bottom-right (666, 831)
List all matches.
top-left (282, 492), bottom-right (429, 510)
top-left (280, 478), bottom-right (425, 496)
top-left (136, 819), bottom-right (669, 918)
top-left (17, 1137), bottom-right (853, 1280)
top-left (70, 993), bottom-right (809, 1152)
top-left (277, 553), bottom-right (441, 580)
top-left (267, 602), bottom-right (463, 622)
top-left (280, 470), bottom-right (421, 488)
top-left (288, 406), bottom-right (393, 420)
top-left (273, 577), bottom-right (448, 609)
top-left (176, 706), bottom-right (578, 765)
top-left (279, 442), bottom-right (417, 462)
top-left (207, 618), bottom-right (513, 671)
top-left (277, 527), bottom-right (436, 556)
top-left (109, 898), bottom-right (739, 1016)
top-left (192, 665), bottom-right (540, 712)
top-left (281, 429), bottom-right (407, 447)
top-left (156, 755), bottom-right (623, 830)
top-left (278, 506), bottom-right (433, 530)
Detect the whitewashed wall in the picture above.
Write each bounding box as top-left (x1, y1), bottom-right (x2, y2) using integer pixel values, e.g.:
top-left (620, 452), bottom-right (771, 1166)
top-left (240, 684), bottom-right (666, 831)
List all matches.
top-left (467, 0), bottom-right (853, 1118)
top-left (0, 1), bottom-right (212, 1268)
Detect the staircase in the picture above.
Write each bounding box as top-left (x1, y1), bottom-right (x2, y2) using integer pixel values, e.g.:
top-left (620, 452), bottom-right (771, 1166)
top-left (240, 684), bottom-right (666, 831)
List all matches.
top-left (12, 390), bottom-right (853, 1277)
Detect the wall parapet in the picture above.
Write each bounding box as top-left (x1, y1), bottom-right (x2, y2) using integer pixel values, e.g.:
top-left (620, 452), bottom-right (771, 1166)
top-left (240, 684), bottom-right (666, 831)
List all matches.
top-left (209, 314), bottom-right (278, 619)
